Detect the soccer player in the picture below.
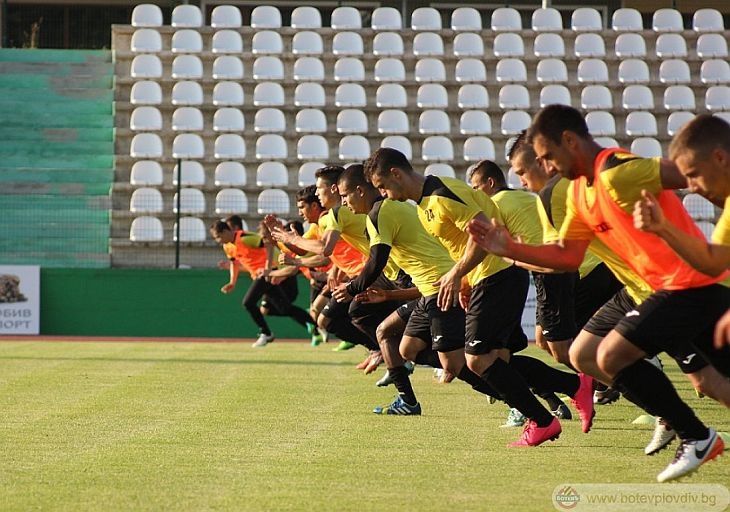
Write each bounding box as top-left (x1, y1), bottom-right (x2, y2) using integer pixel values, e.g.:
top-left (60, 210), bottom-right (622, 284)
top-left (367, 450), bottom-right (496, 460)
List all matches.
top-left (466, 104), bottom-right (728, 481)
top-left (364, 148), bottom-right (595, 447)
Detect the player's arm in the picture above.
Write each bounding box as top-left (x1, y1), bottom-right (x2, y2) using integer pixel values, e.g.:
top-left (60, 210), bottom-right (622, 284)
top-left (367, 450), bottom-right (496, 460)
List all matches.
top-left (268, 220), bottom-right (324, 254)
top-left (281, 253), bottom-right (330, 268)
top-left (221, 258), bottom-right (240, 293)
top-left (320, 229), bottom-right (341, 257)
top-left (714, 308), bottom-right (730, 349)
top-left (333, 244), bottom-right (390, 302)
top-left (356, 286), bottom-right (421, 304)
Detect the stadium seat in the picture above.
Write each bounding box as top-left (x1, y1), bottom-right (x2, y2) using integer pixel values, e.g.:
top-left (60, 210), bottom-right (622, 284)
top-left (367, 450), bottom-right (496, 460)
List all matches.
top-left (254, 108), bottom-right (286, 133)
top-left (130, 216), bottom-right (163, 242)
top-left (171, 133), bottom-right (204, 159)
top-left (293, 57), bottom-right (325, 81)
top-left (131, 4), bottom-right (163, 27)
top-left (696, 34), bottom-right (728, 58)
top-left (463, 136), bottom-right (495, 161)
top-left (171, 106), bottom-right (204, 131)
top-left (130, 161), bottom-right (163, 186)
top-left (252, 57), bottom-right (284, 81)
top-left (214, 134), bottom-right (246, 159)
top-left (173, 217), bottom-right (206, 243)
top-left (171, 5), bottom-right (202, 27)
top-left (171, 29), bottom-right (202, 53)
top-left (376, 84), bottom-right (407, 108)
top-left (214, 162), bottom-right (247, 187)
top-left (493, 33), bottom-right (524, 58)
top-left (294, 83), bottom-right (325, 107)
top-left (336, 109), bottom-right (367, 134)
top-left (215, 189), bottom-right (248, 215)
top-left (371, 7), bottom-right (402, 30)
top-left (534, 33), bottom-right (565, 57)
top-left (682, 193), bottom-right (716, 221)
top-left (291, 6), bottom-right (322, 29)
top-left (171, 55), bottom-right (203, 79)
top-left (171, 161), bottom-right (205, 186)
top-left (292, 31), bottom-right (323, 55)
top-left (335, 83), bottom-right (367, 107)
top-left (424, 163), bottom-right (455, 178)
top-left (630, 137), bottom-right (663, 158)
top-left (413, 32), bottom-right (444, 56)
top-left (618, 59), bottom-right (650, 84)
top-left (663, 86), bottom-right (695, 111)
top-left (659, 59), bottom-right (691, 84)
top-left (172, 188), bottom-right (205, 214)
top-left (652, 8), bottom-right (683, 32)
top-left (296, 108), bottom-right (327, 133)
top-left (451, 7), bottom-right (482, 31)
top-left (297, 135), bottom-right (329, 160)
top-left (130, 106), bottom-right (162, 131)
top-left (701, 60), bottom-right (730, 84)
top-left (667, 111), bottom-right (695, 136)
top-left (585, 111), bottom-right (616, 136)
top-left (453, 33), bottom-right (484, 57)
top-left (705, 86), bottom-right (730, 111)
top-left (332, 32), bottom-right (363, 56)
top-left (252, 31), bottom-right (283, 55)
top-left (130, 187), bottom-right (163, 213)
top-left (130, 81), bottom-right (161, 105)
top-left (536, 58), bottom-right (568, 83)
top-left (411, 7), bottom-right (441, 30)
top-left (574, 33), bottom-right (605, 58)
top-left (377, 109), bottom-right (409, 134)
top-left (612, 8), bottom-right (642, 32)
top-left (211, 5), bottom-right (242, 28)
top-left (171, 81), bottom-right (203, 106)
top-left (213, 82), bottom-right (244, 107)
top-left (338, 135), bottom-right (371, 160)
top-left (131, 29), bottom-right (162, 53)
top-left (130, 133), bottom-right (163, 158)
top-left (251, 6), bottom-right (282, 29)
top-left (693, 9), bottom-right (724, 32)
top-left (416, 84), bottom-right (448, 108)
top-left (457, 84), bottom-right (489, 109)
top-left (297, 162), bottom-right (323, 187)
top-left (372, 32), bottom-right (404, 56)
top-left (212, 108), bottom-right (244, 132)
top-left (498, 84), bottom-right (529, 109)
top-left (581, 85), bottom-right (612, 110)
top-left (459, 110), bottom-right (491, 135)
top-left (622, 85), bottom-right (654, 110)
top-left (595, 136), bottom-right (619, 148)
top-left (614, 33), bottom-right (646, 58)
top-left (571, 7), bottom-right (602, 31)
top-left (374, 58), bottom-right (406, 82)
top-left (421, 136), bottom-right (454, 161)
top-left (380, 136), bottom-right (412, 160)
top-left (212, 56), bottom-right (243, 80)
top-left (419, 110), bottom-right (450, 135)
top-left (415, 58), bottom-right (446, 82)
top-left (696, 221), bottom-right (716, 241)
top-left (491, 7), bottom-right (521, 31)
top-left (130, 54), bottom-right (162, 78)
top-left (258, 189), bottom-right (290, 215)
top-left (496, 59), bottom-right (527, 83)
top-left (625, 111), bottom-right (658, 136)
top-left (256, 162), bottom-right (288, 187)
top-left (255, 134), bottom-right (287, 159)
top-left (655, 34), bottom-right (687, 58)
top-left (334, 58), bottom-right (365, 82)
top-left (501, 110), bottom-right (531, 135)
top-left (540, 84), bottom-right (571, 107)
top-left (532, 7), bottom-right (562, 31)
top-left (331, 7), bottom-right (361, 30)
top-left (455, 58), bottom-right (486, 83)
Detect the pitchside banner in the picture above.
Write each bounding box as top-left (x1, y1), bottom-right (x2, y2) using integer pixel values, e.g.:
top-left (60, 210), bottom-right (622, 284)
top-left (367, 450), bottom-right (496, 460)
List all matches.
top-left (0, 265), bottom-right (40, 335)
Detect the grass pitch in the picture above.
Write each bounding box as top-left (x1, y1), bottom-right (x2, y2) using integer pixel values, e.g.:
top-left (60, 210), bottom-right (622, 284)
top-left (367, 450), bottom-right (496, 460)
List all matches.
top-left (0, 340), bottom-right (728, 511)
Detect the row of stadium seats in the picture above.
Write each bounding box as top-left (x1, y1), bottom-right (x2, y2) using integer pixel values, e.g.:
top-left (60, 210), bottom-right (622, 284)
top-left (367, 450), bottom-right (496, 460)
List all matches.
top-left (129, 187), bottom-right (289, 216)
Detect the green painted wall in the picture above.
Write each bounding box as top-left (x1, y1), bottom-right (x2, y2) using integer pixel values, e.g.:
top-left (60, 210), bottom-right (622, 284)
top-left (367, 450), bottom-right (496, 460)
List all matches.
top-left (40, 269), bottom-right (312, 339)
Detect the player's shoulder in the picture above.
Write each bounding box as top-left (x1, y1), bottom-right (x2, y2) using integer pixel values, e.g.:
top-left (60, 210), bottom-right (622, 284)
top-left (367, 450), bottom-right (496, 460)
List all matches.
top-left (422, 175), bottom-right (469, 205)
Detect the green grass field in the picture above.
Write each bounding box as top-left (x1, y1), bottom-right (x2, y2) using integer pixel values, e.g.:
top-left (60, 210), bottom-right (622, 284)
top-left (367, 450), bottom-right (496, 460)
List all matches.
top-left (0, 340), bottom-right (728, 511)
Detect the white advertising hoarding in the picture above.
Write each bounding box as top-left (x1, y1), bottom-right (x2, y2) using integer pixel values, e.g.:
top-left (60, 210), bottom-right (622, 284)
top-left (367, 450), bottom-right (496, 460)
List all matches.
top-left (0, 265), bottom-right (40, 335)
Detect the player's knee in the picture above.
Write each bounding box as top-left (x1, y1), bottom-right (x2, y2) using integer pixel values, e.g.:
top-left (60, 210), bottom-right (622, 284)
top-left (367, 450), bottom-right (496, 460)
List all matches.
top-left (317, 314), bottom-right (330, 330)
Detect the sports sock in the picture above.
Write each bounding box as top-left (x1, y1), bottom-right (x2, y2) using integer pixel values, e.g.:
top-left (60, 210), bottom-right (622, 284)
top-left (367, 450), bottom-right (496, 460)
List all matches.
top-left (327, 317), bottom-right (379, 351)
top-left (457, 366), bottom-right (499, 399)
top-left (414, 349), bottom-right (442, 368)
top-left (389, 365), bottom-right (417, 406)
top-left (510, 355), bottom-right (580, 397)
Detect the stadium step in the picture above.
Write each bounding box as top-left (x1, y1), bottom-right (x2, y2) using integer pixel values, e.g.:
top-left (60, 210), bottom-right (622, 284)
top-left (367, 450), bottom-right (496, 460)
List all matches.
top-left (0, 167), bottom-right (113, 183)
top-left (0, 74), bottom-right (114, 89)
top-left (0, 140), bottom-right (114, 155)
top-left (0, 127), bottom-right (114, 142)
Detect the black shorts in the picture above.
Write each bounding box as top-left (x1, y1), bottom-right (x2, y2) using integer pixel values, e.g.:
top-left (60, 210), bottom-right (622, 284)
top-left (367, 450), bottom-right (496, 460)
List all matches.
top-left (396, 299), bottom-right (417, 322)
top-left (465, 265), bottom-right (529, 355)
top-left (575, 263), bottom-right (624, 329)
top-left (583, 287), bottom-right (636, 338)
top-left (261, 275), bottom-right (298, 314)
top-left (614, 284), bottom-right (730, 376)
top-left (533, 270), bottom-right (579, 342)
top-left (403, 295), bottom-right (465, 352)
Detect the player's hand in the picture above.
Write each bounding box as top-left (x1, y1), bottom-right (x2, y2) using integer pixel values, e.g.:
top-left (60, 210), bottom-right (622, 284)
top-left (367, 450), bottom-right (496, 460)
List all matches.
top-left (466, 217), bottom-right (511, 256)
top-left (217, 260), bottom-right (229, 270)
top-left (634, 190), bottom-right (666, 234)
top-left (356, 288), bottom-right (387, 304)
top-left (270, 275), bottom-right (285, 286)
top-left (458, 283), bottom-right (471, 311)
top-left (713, 308), bottom-right (730, 349)
top-left (221, 283), bottom-right (235, 294)
top-left (436, 267), bottom-right (461, 311)
top-left (332, 283), bottom-right (352, 303)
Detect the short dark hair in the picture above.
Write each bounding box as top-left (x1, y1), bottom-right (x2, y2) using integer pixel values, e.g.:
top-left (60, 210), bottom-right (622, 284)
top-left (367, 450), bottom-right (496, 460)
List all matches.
top-left (209, 220), bottom-right (231, 235)
top-left (669, 114), bottom-right (730, 160)
top-left (285, 220), bottom-right (304, 236)
top-left (314, 165), bottom-right (346, 186)
top-left (527, 104), bottom-right (590, 146)
top-left (224, 215), bottom-right (243, 231)
top-left (363, 147), bottom-right (413, 181)
top-left (467, 160), bottom-right (507, 187)
top-left (338, 163), bottom-right (370, 190)
top-left (295, 185), bottom-right (319, 205)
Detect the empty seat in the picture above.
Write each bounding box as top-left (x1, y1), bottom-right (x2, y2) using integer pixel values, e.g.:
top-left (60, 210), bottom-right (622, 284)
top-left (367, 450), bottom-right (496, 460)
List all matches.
top-left (173, 188), bottom-right (205, 214)
top-left (653, 8), bottom-right (683, 32)
top-left (374, 58), bottom-right (406, 82)
top-left (335, 83), bottom-right (367, 107)
top-left (659, 59), bottom-right (691, 84)
top-left (540, 84), bottom-right (571, 107)
top-left (532, 7), bottom-right (563, 31)
top-left (216, 189), bottom-right (248, 215)
top-left (630, 137), bottom-right (663, 158)
top-left (213, 107), bottom-right (244, 132)
top-left (705, 86), bottom-right (730, 111)
top-left (701, 60), bottom-right (730, 84)
top-left (215, 162), bottom-right (247, 187)
top-left (463, 136), bottom-right (495, 161)
top-left (459, 110), bottom-right (492, 135)
top-left (331, 6), bottom-right (361, 30)
top-left (455, 58), bottom-right (486, 82)
top-left (252, 31), bottom-right (283, 55)
top-left (297, 135), bottom-right (329, 160)
top-left (581, 85), bottom-right (612, 110)
top-left (171, 161), bottom-right (205, 186)
top-left (655, 33), bottom-right (687, 58)
top-left (130, 161), bottom-right (163, 186)
top-left (332, 32), bottom-right (363, 56)
top-left (493, 33), bottom-right (524, 58)
top-left (595, 137), bottom-right (619, 149)
top-left (334, 58), bottom-right (365, 81)
top-left (693, 9), bottom-right (724, 33)
top-left (612, 8), bottom-right (642, 32)
top-left (371, 7), bottom-right (402, 30)
top-left (614, 33), bottom-right (646, 58)
top-left (377, 109), bottom-right (409, 134)
top-left (625, 111), bottom-right (658, 136)
top-left (213, 81), bottom-right (244, 107)
top-left (372, 32), bottom-right (404, 56)
top-left (457, 84), bottom-right (489, 109)
top-left (257, 189), bottom-right (290, 215)
top-left (416, 84), bottom-right (448, 108)
top-left (451, 7), bottom-right (482, 31)
top-left (618, 59), bottom-right (650, 84)
top-left (498, 84), bottom-right (530, 109)
top-left (254, 108), bottom-right (286, 133)
top-left (336, 109), bottom-right (367, 134)
top-left (130, 133), bottom-right (162, 158)
top-left (256, 162), bottom-right (288, 187)
top-left (496, 58), bottom-right (527, 83)
top-left (174, 217), bottom-right (206, 242)
top-left (571, 7), bottom-right (602, 32)
top-left (534, 33), bottom-right (565, 57)
top-left (663, 85), bottom-right (695, 111)
top-left (380, 136), bottom-right (412, 160)
top-left (292, 31), bottom-right (323, 55)
top-left (171, 5), bottom-right (202, 27)
top-left (622, 85), bottom-right (654, 110)
top-left (171, 29), bottom-right (202, 53)
top-left (338, 135), bottom-right (371, 160)
top-left (422, 136), bottom-right (453, 161)
top-left (296, 108), bottom-right (327, 133)
top-left (171, 81), bottom-right (203, 105)
top-left (171, 106), bottom-right (204, 131)
top-left (294, 83), bottom-right (325, 107)
top-left (411, 7), bottom-right (441, 30)
top-left (171, 133), bottom-right (204, 159)
top-left (424, 163), bottom-right (455, 177)
top-left (413, 32), bottom-right (444, 56)
top-left (297, 161), bottom-right (324, 186)
top-left (252, 56), bottom-right (284, 80)
top-left (130, 54), bottom-right (162, 78)
top-left (453, 33), bottom-right (484, 57)
top-left (212, 30), bottom-right (243, 54)
top-left (291, 6), bottom-right (322, 29)
top-left (574, 33), bottom-right (606, 57)
top-left (293, 57), bottom-right (325, 81)
top-left (131, 28), bottom-right (162, 53)
top-left (130, 80), bottom-right (161, 105)
top-left (251, 6), bottom-right (282, 28)
top-left (376, 84), bottom-right (407, 108)
top-left (491, 7), bottom-right (522, 31)
top-left (697, 34), bottom-right (728, 58)
top-left (682, 193), bottom-right (716, 221)
top-left (212, 56), bottom-right (243, 79)
top-left (130, 188), bottom-right (163, 213)
top-left (419, 110), bottom-right (450, 134)
top-left (585, 111), bottom-right (616, 136)
top-left (214, 134), bottom-right (246, 159)
top-left (171, 55), bottom-right (203, 79)
top-left (501, 110), bottom-right (531, 135)
top-left (536, 58), bottom-right (568, 83)
top-left (667, 111), bottom-right (695, 136)
top-left (130, 106), bottom-right (162, 131)
top-left (415, 58), bottom-right (446, 82)
top-left (130, 216), bottom-right (163, 242)
top-left (131, 4), bottom-right (163, 27)
top-left (211, 5), bottom-right (242, 28)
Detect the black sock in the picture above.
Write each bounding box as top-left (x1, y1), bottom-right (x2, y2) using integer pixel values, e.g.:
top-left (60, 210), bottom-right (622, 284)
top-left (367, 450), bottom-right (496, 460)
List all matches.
top-left (481, 358), bottom-right (554, 427)
top-left (510, 355), bottom-right (580, 397)
top-left (327, 317), bottom-right (379, 351)
top-left (613, 360), bottom-right (708, 440)
top-left (536, 390), bottom-right (564, 411)
top-left (414, 349), bottom-right (442, 368)
top-left (457, 366), bottom-right (499, 399)
top-left (389, 366), bottom-right (417, 406)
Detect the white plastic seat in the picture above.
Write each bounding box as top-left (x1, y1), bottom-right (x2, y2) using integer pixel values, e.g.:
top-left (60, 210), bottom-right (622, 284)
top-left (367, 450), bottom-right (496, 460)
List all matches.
top-left (130, 133), bottom-right (162, 158)
top-left (293, 57), bottom-right (325, 81)
top-left (453, 33), bottom-right (484, 57)
top-left (659, 59), bottom-right (691, 84)
top-left (256, 162), bottom-right (288, 187)
top-left (215, 162), bottom-right (247, 187)
top-left (667, 111), bottom-right (695, 136)
top-left (297, 135), bottom-right (329, 160)
top-left (297, 162), bottom-right (324, 186)
top-left (332, 32), bottom-right (363, 56)
top-left (581, 85), bottom-right (612, 110)
top-left (457, 84), bottom-right (489, 109)
top-left (413, 33), bottom-right (444, 56)
top-left (171, 29), bottom-right (202, 53)
top-left (173, 188), bottom-right (205, 215)
top-left (376, 84), bottom-right (407, 108)
top-left (171, 161), bottom-right (205, 186)
top-left (577, 59), bottom-right (608, 84)
top-left (130, 80), bottom-right (161, 105)
top-left (451, 8), bottom-right (482, 31)
top-left (294, 83), bottom-right (325, 107)
top-left (254, 108), bottom-right (286, 133)
top-left (630, 137), bottom-right (663, 158)
top-left (171, 55), bottom-right (203, 79)
top-left (130, 161), bottom-right (163, 186)
top-left (213, 108), bottom-right (244, 132)
top-left (693, 9), bottom-right (724, 33)
top-left (252, 56), bottom-right (284, 81)
top-left (696, 34), bottom-right (729, 58)
top-left (130, 55), bottom-right (162, 78)
top-left (216, 189), bottom-right (248, 215)
top-left (701, 60), bottom-right (730, 84)
top-left (296, 109), bottom-right (327, 133)
top-left (585, 111), bottom-right (616, 136)
top-left (625, 111), bottom-right (658, 136)
top-left (463, 136), bottom-right (495, 161)
top-left (424, 163), bottom-right (455, 178)
top-left (291, 6), bottom-right (322, 29)
top-left (130, 188), bottom-right (163, 214)
top-left (371, 7), bottom-right (402, 30)
top-left (251, 6), bottom-right (282, 29)
top-left (421, 136), bottom-right (453, 161)
top-left (705, 86), bottom-right (730, 111)
top-left (130, 106), bottom-right (162, 131)
top-left (174, 217), bottom-right (206, 242)
top-left (664, 86), bottom-right (695, 111)
top-left (214, 134), bottom-right (246, 159)
top-left (257, 189), bottom-right (290, 215)
top-left (498, 84), bottom-right (529, 109)
top-left (171, 81), bottom-right (203, 106)
top-left (696, 221), bottom-right (716, 241)
top-left (418, 110), bottom-right (450, 135)
top-left (212, 56), bottom-right (243, 80)
top-left (171, 107), bottom-right (204, 131)
top-left (414, 58), bottom-right (445, 82)
top-left (501, 110), bottom-right (531, 135)
top-left (534, 33), bottom-right (565, 57)
top-left (411, 7), bottom-right (441, 30)
top-left (612, 8), bottom-right (642, 32)
top-left (571, 8), bottom-right (602, 32)
top-left (211, 5), bottom-right (242, 28)
top-left (416, 84), bottom-right (448, 108)
top-left (292, 31), bottom-right (323, 55)
top-left (682, 193), bottom-right (716, 221)
top-left (130, 216), bottom-right (163, 242)
top-left (331, 7), bottom-right (361, 30)
top-left (655, 34), bottom-right (687, 58)
top-left (171, 133), bottom-right (204, 159)
top-left (536, 59), bottom-right (568, 83)
top-left (213, 82), bottom-right (244, 107)
top-left (334, 83), bottom-right (367, 107)
top-left (574, 33), bottom-right (605, 58)
top-left (131, 29), bottom-right (162, 53)
top-left (211, 30), bottom-right (243, 54)
top-left (460, 110), bottom-right (492, 135)
top-left (252, 31), bottom-right (283, 55)
top-left (380, 136), bottom-right (412, 160)
top-left (614, 33), bottom-right (646, 58)
top-left (622, 85), bottom-right (654, 110)
top-left (540, 84), bottom-right (571, 107)
top-left (618, 59), bottom-right (650, 84)
top-left (455, 58), bottom-right (486, 83)
top-left (491, 7), bottom-right (522, 31)
top-left (374, 58), bottom-right (406, 82)
top-left (338, 135), bottom-right (371, 160)
top-left (131, 4), bottom-right (162, 27)
top-left (171, 5), bottom-right (202, 27)
top-left (377, 110), bottom-right (409, 134)
top-left (595, 137), bottom-right (619, 148)
top-left (336, 109), bottom-right (367, 134)
top-left (653, 8), bottom-right (683, 32)
top-left (372, 32), bottom-right (404, 56)
top-left (532, 7), bottom-right (562, 32)
top-left (334, 58), bottom-right (364, 82)
top-left (496, 59), bottom-right (527, 83)
top-left (493, 33), bottom-right (524, 58)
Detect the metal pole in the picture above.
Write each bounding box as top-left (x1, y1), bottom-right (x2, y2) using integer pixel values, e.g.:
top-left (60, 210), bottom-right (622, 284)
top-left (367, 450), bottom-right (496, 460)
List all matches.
top-left (175, 158), bottom-right (182, 269)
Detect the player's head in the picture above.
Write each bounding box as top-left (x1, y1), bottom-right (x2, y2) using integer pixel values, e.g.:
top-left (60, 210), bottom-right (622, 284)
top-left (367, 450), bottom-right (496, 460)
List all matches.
top-left (508, 130), bottom-right (551, 192)
top-left (669, 114), bottom-right (730, 202)
top-left (338, 164), bottom-right (376, 214)
top-left (295, 185), bottom-right (323, 223)
top-left (467, 159), bottom-right (507, 197)
top-left (224, 214), bottom-right (244, 231)
top-left (314, 165), bottom-right (345, 209)
top-left (285, 220), bottom-right (304, 236)
top-left (209, 219), bottom-right (233, 244)
top-left (363, 147), bottom-right (414, 202)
